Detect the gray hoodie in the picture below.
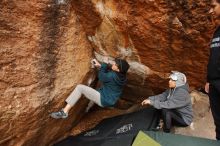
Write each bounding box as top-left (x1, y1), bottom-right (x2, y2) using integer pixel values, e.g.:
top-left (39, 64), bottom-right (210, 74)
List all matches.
top-left (149, 83), bottom-right (193, 125)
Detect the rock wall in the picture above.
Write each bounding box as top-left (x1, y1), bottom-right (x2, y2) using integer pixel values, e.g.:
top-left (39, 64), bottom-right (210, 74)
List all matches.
top-left (84, 0), bottom-right (214, 91)
top-left (0, 0), bottom-right (92, 146)
top-left (0, 0), bottom-right (215, 145)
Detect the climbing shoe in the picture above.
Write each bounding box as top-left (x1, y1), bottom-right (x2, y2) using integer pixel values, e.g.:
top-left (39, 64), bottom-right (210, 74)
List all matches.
top-left (50, 109), bottom-right (68, 119)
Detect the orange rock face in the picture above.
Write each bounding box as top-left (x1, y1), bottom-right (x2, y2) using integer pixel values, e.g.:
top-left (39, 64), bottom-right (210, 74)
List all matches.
top-left (0, 0), bottom-right (92, 145)
top-left (85, 0), bottom-right (214, 90)
top-left (0, 0), bottom-right (215, 145)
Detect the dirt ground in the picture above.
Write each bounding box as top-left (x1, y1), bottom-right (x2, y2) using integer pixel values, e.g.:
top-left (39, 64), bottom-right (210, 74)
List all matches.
top-left (175, 110), bottom-right (215, 140)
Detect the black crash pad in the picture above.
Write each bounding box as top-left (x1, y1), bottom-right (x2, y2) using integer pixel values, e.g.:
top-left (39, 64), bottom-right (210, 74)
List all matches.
top-left (54, 107), bottom-right (160, 146)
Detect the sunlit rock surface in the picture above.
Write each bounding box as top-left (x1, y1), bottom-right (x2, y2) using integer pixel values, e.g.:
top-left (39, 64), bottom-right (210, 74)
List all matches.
top-left (0, 1), bottom-right (92, 145)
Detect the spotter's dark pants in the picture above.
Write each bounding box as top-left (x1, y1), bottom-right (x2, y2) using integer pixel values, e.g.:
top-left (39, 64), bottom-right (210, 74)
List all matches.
top-left (161, 109), bottom-right (188, 133)
top-left (209, 81), bottom-right (220, 140)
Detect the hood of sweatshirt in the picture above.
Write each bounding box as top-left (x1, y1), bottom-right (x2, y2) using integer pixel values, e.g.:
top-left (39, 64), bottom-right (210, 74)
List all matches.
top-left (113, 72), bottom-right (127, 86)
top-left (180, 83), bottom-right (189, 92)
top-left (169, 71), bottom-right (187, 87)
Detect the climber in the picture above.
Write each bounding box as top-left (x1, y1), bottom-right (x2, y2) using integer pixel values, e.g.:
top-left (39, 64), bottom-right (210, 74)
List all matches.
top-left (50, 58), bottom-right (130, 119)
top-left (141, 71), bottom-right (193, 133)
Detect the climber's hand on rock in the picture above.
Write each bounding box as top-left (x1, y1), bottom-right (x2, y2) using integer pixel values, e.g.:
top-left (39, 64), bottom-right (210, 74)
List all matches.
top-left (92, 59), bottom-right (101, 68)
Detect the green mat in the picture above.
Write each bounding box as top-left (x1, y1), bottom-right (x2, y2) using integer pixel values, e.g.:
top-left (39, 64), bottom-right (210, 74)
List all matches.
top-left (132, 131), bottom-right (220, 146)
top-left (132, 131), bottom-right (161, 146)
